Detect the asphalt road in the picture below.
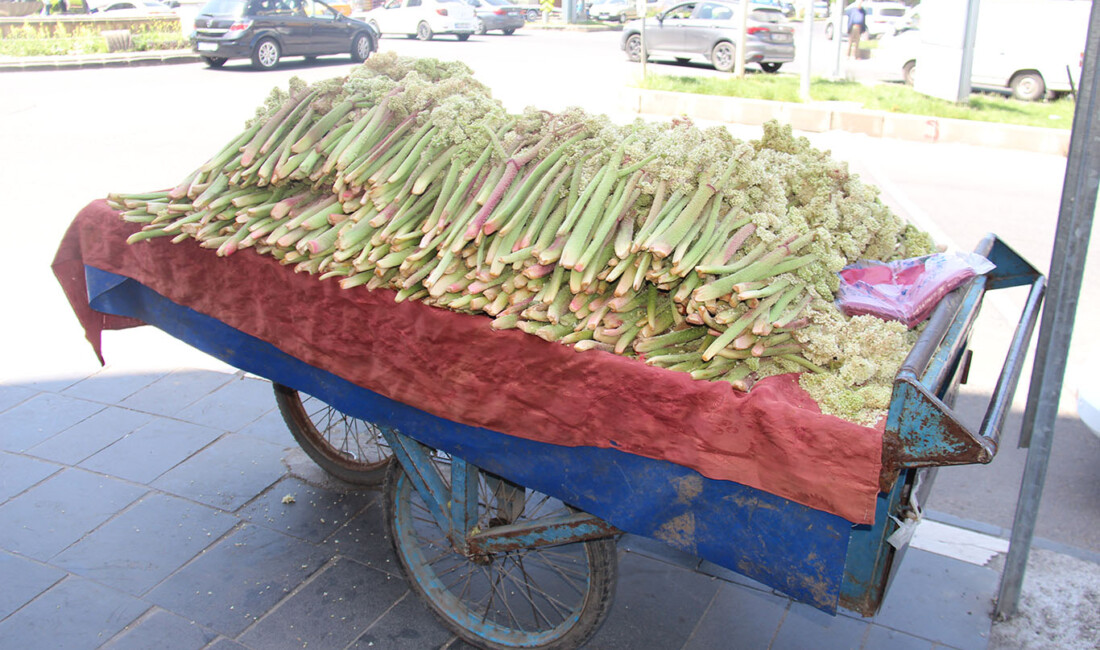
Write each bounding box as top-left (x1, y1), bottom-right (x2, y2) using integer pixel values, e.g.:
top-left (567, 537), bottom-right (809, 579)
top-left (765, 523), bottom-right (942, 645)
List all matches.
top-left (1, 26), bottom-right (1097, 554)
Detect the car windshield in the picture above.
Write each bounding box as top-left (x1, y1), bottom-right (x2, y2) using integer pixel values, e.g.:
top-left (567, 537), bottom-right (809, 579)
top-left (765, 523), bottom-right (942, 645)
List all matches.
top-left (200, 0), bottom-right (247, 14)
top-left (750, 7), bottom-right (781, 22)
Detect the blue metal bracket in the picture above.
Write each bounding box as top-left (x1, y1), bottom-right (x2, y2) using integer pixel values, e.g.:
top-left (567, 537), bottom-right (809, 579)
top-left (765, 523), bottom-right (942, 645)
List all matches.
top-left (881, 235), bottom-right (1045, 487)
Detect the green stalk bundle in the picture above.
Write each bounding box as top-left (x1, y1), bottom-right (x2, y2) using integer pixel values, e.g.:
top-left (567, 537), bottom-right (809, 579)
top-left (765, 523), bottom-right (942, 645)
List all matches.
top-left (109, 53), bottom-right (938, 422)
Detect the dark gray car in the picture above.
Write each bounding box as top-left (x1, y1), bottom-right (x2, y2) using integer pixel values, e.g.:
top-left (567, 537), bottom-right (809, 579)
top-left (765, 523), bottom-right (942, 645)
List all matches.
top-left (191, 0), bottom-right (378, 70)
top-left (621, 1), bottom-right (795, 73)
top-left (463, 0), bottom-right (525, 34)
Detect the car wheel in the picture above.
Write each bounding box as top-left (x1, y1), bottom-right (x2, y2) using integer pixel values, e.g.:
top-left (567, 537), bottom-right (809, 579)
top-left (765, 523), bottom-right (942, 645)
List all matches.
top-left (475, 17), bottom-right (487, 34)
top-left (416, 21), bottom-right (433, 40)
top-left (525, 8), bottom-right (538, 20)
top-left (625, 33), bottom-right (646, 63)
top-left (618, 12), bottom-right (625, 22)
top-left (760, 62), bottom-right (782, 73)
top-left (1010, 71), bottom-right (1045, 101)
top-left (825, 22), bottom-right (834, 40)
top-left (250, 37), bottom-right (280, 71)
top-left (201, 55), bottom-right (226, 68)
top-left (711, 41), bottom-right (736, 73)
top-left (503, 27), bottom-right (515, 35)
top-left (902, 60), bottom-right (917, 86)
top-left (351, 32), bottom-right (372, 62)
top-left (456, 33), bottom-right (470, 41)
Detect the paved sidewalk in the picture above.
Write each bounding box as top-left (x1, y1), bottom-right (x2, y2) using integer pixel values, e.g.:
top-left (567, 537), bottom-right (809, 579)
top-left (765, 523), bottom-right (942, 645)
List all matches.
top-left (1, 336), bottom-right (1071, 650)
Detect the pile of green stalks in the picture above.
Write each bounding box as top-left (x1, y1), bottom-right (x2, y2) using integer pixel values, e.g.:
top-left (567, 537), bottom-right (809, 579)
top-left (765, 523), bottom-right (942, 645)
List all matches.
top-left (110, 53), bottom-right (935, 394)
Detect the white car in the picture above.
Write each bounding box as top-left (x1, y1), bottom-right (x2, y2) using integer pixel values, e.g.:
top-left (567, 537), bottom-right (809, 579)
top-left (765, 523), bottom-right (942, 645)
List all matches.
top-left (825, 0), bottom-right (908, 41)
top-left (89, 0), bottom-right (176, 15)
top-left (354, 0), bottom-right (476, 40)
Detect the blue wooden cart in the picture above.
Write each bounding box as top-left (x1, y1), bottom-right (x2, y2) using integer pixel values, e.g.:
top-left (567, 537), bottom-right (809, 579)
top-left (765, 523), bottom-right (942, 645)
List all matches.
top-left (70, 223), bottom-right (1043, 649)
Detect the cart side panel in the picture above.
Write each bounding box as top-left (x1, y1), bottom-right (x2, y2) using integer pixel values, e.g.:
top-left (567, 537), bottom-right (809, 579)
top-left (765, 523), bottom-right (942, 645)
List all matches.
top-left (84, 266), bottom-right (854, 613)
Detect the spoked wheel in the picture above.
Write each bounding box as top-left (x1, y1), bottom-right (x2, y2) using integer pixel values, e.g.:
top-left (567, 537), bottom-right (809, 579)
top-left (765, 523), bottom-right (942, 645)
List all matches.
top-left (384, 460), bottom-right (617, 649)
top-left (273, 383), bottom-right (393, 485)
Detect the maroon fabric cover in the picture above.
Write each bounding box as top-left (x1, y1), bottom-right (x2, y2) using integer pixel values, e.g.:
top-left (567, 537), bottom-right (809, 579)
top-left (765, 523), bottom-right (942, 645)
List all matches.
top-left (54, 200), bottom-right (884, 524)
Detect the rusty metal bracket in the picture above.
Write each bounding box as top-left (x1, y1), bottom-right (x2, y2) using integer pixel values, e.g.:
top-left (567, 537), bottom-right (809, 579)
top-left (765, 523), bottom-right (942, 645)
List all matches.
top-left (880, 235), bottom-right (1045, 490)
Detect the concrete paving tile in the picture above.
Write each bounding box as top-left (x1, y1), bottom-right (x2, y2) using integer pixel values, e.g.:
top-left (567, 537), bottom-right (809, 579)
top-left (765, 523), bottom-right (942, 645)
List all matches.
top-left (27, 406), bottom-right (154, 466)
top-left (239, 476), bottom-right (376, 543)
top-left (862, 625), bottom-right (937, 650)
top-left (0, 467), bottom-right (147, 561)
top-left (0, 384), bottom-right (36, 413)
top-left (0, 551), bottom-right (66, 620)
top-left (205, 638), bottom-right (248, 649)
top-left (52, 492), bottom-right (238, 596)
top-left (78, 416), bottom-right (224, 484)
top-left (174, 375), bottom-right (278, 433)
top-left (618, 533), bottom-right (703, 572)
top-left (349, 591), bottom-right (455, 649)
top-left (697, 557), bottom-right (784, 594)
top-left (682, 581), bottom-right (789, 650)
top-left (771, 601), bottom-right (870, 650)
top-left (587, 550), bottom-right (720, 648)
top-left (0, 575), bottom-right (149, 650)
top-left (322, 499), bottom-right (402, 577)
top-left (150, 434), bottom-right (287, 512)
top-left (146, 523), bottom-right (331, 638)
top-left (61, 366), bottom-right (170, 405)
top-left (0, 451), bottom-right (61, 502)
top-left (236, 407), bottom-right (296, 446)
top-left (240, 557), bottom-right (409, 650)
top-left (0, 392), bottom-right (104, 452)
top-left (100, 608), bottom-right (219, 650)
top-left (117, 369), bottom-right (237, 418)
top-left (871, 549), bottom-right (996, 649)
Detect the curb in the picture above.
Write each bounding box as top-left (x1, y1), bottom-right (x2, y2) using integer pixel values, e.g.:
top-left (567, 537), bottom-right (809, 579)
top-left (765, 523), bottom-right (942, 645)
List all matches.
top-left (0, 49), bottom-right (199, 72)
top-left (622, 87), bottom-right (1072, 157)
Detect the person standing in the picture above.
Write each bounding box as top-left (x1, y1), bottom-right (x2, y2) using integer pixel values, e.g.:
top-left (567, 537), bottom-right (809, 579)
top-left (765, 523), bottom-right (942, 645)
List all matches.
top-left (845, 0), bottom-right (866, 58)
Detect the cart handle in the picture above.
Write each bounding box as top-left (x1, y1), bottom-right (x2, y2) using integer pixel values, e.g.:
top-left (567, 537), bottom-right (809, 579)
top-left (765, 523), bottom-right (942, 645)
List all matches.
top-left (880, 234), bottom-right (1045, 486)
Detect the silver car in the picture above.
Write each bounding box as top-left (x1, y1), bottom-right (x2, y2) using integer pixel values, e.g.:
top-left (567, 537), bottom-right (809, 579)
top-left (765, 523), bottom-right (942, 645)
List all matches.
top-left (621, 1), bottom-right (795, 73)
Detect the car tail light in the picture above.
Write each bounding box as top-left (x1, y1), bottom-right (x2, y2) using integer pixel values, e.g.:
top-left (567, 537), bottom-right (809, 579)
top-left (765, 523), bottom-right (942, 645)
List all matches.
top-left (746, 26), bottom-right (769, 35)
top-left (228, 19), bottom-right (252, 33)
top-left (436, 7), bottom-right (448, 15)
top-left (493, 7), bottom-right (505, 14)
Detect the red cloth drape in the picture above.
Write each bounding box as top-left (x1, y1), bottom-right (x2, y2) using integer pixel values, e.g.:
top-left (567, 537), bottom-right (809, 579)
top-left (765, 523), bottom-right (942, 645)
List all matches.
top-left (54, 200), bottom-right (884, 523)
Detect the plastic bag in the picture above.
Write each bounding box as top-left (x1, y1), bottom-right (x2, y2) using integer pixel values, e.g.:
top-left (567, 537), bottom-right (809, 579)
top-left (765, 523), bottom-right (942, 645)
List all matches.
top-left (836, 252), bottom-right (995, 328)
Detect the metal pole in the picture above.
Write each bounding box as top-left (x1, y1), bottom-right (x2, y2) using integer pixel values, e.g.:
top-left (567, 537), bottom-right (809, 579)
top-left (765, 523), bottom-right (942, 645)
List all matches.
top-left (994, 0), bottom-right (1100, 620)
top-left (955, 0), bottom-right (982, 103)
top-left (800, 0), bottom-right (813, 100)
top-left (735, 0), bottom-right (748, 78)
top-left (831, 0), bottom-right (844, 79)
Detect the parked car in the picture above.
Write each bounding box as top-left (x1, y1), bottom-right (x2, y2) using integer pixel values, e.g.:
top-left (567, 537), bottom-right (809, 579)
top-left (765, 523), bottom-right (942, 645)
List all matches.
top-left (621, 1), bottom-right (795, 73)
top-left (463, 0), bottom-right (524, 34)
top-left (90, 0), bottom-right (176, 15)
top-left (353, 0), bottom-right (476, 41)
top-left (588, 0), bottom-right (634, 22)
top-left (190, 0), bottom-right (377, 70)
top-left (825, 0), bottom-right (907, 41)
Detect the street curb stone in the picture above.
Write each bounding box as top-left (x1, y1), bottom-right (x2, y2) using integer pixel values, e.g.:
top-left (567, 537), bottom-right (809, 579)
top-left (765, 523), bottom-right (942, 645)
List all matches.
top-left (0, 49), bottom-right (199, 72)
top-left (623, 87), bottom-right (1072, 156)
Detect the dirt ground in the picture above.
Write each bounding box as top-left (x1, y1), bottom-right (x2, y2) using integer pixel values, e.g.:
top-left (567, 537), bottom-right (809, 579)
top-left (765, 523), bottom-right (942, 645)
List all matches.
top-left (988, 548), bottom-right (1100, 649)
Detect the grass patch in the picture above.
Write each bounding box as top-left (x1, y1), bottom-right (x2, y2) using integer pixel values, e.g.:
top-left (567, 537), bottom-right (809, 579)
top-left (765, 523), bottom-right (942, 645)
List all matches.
top-left (637, 74), bottom-right (1076, 130)
top-left (0, 20), bottom-right (184, 56)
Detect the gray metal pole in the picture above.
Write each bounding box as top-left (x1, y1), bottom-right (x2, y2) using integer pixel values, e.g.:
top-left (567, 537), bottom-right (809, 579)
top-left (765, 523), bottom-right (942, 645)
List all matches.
top-left (994, 0), bottom-right (1100, 620)
top-left (955, 0), bottom-right (982, 103)
top-left (800, 0), bottom-right (813, 100)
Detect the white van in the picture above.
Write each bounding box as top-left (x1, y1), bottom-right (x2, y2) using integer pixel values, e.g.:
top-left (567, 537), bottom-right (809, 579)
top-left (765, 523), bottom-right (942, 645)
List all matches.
top-left (878, 0), bottom-right (1090, 101)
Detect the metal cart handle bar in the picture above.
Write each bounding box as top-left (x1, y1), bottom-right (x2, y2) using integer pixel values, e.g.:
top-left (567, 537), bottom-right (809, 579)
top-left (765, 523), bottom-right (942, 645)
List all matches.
top-left (880, 234), bottom-right (1046, 487)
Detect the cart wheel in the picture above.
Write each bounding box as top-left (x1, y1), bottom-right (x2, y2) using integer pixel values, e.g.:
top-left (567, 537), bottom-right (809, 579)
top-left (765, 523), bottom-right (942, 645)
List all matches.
top-left (384, 461), bottom-right (617, 649)
top-left (273, 383), bottom-right (393, 485)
